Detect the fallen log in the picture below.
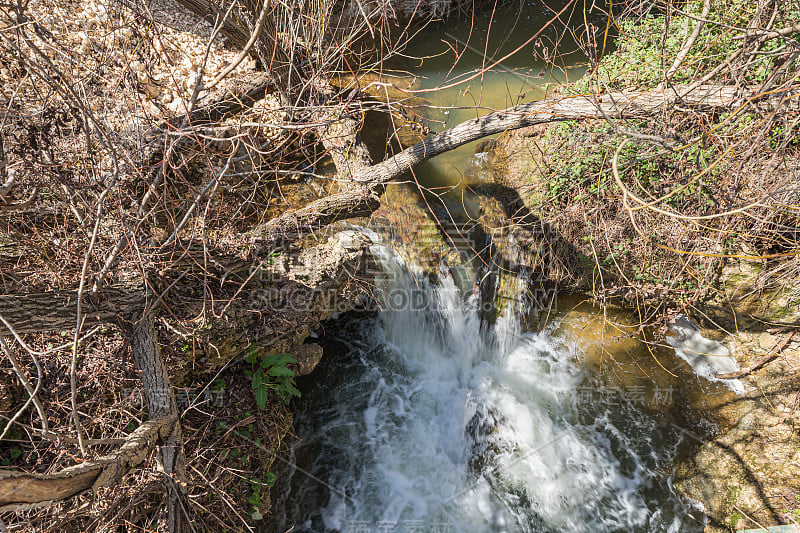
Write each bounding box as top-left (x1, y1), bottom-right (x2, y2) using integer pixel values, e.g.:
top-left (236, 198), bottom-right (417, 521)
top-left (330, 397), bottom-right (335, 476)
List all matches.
top-left (253, 84), bottom-right (799, 247)
top-left (0, 415), bottom-right (175, 512)
top-left (0, 280), bottom-right (145, 335)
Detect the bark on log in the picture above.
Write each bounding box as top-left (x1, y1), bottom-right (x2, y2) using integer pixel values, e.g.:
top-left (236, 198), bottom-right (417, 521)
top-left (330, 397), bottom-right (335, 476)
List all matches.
top-left (252, 185), bottom-right (381, 251)
top-left (317, 112), bottom-right (374, 180)
top-left (124, 317), bottom-right (188, 533)
top-left (184, 73), bottom-right (275, 126)
top-left (0, 416), bottom-right (175, 512)
top-left (0, 280), bottom-right (144, 335)
top-left (0, 232), bottom-right (373, 335)
top-left (246, 78), bottom-right (377, 252)
top-left (252, 84), bottom-right (800, 247)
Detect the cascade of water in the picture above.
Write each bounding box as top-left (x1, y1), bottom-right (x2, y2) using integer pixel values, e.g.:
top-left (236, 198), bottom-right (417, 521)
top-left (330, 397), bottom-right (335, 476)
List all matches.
top-left (270, 243), bottom-right (697, 532)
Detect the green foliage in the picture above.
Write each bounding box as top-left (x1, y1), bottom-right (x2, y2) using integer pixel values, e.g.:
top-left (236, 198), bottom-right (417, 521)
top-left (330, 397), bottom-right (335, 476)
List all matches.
top-left (1, 429), bottom-right (24, 466)
top-left (788, 494), bottom-right (800, 523)
top-left (523, 0), bottom-right (800, 311)
top-left (243, 344), bottom-right (301, 408)
top-left (542, 122), bottom-right (609, 201)
top-left (1, 446), bottom-right (22, 466)
top-left (246, 473), bottom-right (277, 520)
top-left (573, 0), bottom-right (800, 93)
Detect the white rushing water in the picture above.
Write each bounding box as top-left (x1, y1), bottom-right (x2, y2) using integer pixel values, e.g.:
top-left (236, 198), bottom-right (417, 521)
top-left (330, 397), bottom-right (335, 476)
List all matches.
top-left (272, 244), bottom-right (699, 532)
top-left (666, 315), bottom-right (745, 395)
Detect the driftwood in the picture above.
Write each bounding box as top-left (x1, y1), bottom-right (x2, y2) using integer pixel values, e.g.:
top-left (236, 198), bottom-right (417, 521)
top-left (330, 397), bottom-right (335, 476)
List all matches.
top-left (0, 415), bottom-right (176, 512)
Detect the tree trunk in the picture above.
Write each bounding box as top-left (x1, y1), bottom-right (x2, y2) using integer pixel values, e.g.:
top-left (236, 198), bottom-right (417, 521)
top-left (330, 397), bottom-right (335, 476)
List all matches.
top-left (0, 416), bottom-right (175, 512)
top-left (124, 316), bottom-right (188, 533)
top-left (311, 79), bottom-right (375, 180)
top-left (252, 84), bottom-right (800, 246)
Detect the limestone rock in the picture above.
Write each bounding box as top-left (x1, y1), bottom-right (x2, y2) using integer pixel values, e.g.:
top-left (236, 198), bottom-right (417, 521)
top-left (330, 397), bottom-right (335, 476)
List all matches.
top-left (292, 343), bottom-right (324, 375)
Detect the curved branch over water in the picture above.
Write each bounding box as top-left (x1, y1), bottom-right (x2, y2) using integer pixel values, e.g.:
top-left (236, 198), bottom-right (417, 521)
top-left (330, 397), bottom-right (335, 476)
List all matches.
top-left (253, 84), bottom-right (799, 248)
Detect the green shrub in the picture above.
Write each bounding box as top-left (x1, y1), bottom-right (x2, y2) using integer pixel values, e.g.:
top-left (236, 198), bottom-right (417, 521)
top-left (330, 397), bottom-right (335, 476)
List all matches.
top-left (244, 345), bottom-right (301, 408)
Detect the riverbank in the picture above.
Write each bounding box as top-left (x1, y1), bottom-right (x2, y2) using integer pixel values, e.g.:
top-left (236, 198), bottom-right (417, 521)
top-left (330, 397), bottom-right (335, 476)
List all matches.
top-left (2, 0), bottom-right (798, 530)
top-left (0, 0), bottom-right (380, 526)
top-left (480, 1), bottom-right (800, 529)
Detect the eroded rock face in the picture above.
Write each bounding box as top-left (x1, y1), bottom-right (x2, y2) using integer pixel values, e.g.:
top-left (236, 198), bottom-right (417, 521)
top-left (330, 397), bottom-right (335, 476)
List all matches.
top-left (168, 229), bottom-right (377, 382)
top-left (716, 257), bottom-right (800, 327)
top-left (369, 183), bottom-right (464, 273)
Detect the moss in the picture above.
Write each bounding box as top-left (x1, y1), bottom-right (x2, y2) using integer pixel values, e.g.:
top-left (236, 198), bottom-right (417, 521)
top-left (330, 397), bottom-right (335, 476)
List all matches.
top-left (572, 0), bottom-right (800, 93)
top-left (725, 511), bottom-right (741, 529)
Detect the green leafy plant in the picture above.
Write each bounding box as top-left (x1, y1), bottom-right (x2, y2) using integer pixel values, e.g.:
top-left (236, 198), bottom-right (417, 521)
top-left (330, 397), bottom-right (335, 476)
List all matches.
top-left (246, 473), bottom-right (277, 520)
top-left (1, 446), bottom-right (22, 466)
top-left (244, 345), bottom-right (301, 408)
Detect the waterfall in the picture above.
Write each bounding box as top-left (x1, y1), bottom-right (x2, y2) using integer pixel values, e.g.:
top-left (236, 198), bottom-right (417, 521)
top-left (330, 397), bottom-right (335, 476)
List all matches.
top-left (269, 242), bottom-right (699, 532)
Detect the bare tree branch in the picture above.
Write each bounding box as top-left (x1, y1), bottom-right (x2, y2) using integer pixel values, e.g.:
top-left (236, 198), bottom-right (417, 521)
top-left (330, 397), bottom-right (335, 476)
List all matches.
top-left (0, 416), bottom-right (176, 512)
top-left (253, 84), bottom-right (800, 247)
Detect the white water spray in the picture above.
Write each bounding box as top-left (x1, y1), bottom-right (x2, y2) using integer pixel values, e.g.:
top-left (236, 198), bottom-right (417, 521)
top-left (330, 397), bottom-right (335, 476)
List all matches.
top-left (666, 315), bottom-right (745, 394)
top-left (273, 243), bottom-right (696, 532)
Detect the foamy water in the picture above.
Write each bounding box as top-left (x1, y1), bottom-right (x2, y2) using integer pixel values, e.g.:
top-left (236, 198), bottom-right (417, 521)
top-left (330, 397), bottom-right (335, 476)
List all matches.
top-left (667, 316), bottom-right (745, 394)
top-left (270, 246), bottom-right (699, 532)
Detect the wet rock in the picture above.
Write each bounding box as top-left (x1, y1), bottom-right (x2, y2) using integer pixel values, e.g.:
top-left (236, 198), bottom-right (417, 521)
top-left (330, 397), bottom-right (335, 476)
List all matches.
top-left (474, 138), bottom-right (497, 153)
top-left (467, 405), bottom-right (513, 474)
top-left (675, 331), bottom-right (800, 531)
top-left (170, 230), bottom-right (376, 383)
top-left (369, 183), bottom-right (462, 274)
top-left (292, 343), bottom-right (324, 375)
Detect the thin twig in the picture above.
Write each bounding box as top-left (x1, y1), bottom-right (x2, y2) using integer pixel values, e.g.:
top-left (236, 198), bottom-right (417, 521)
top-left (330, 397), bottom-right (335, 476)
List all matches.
top-left (0, 336), bottom-right (47, 440)
top-left (206, 0), bottom-right (271, 90)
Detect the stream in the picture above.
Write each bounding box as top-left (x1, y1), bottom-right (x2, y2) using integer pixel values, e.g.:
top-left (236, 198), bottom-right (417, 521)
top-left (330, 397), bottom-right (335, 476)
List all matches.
top-left (269, 2), bottom-right (741, 531)
top-left (270, 239), bottom-right (744, 531)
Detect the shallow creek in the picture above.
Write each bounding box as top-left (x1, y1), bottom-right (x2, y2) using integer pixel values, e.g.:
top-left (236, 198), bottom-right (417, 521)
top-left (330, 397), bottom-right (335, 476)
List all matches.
top-left (268, 3), bottom-right (743, 531)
